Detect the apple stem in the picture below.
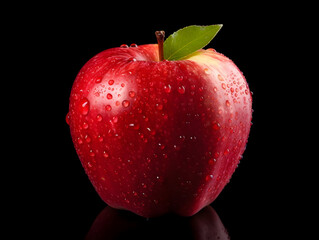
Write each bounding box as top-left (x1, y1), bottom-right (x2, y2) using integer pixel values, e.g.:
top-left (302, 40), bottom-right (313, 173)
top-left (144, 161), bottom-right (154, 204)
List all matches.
top-left (155, 31), bottom-right (165, 61)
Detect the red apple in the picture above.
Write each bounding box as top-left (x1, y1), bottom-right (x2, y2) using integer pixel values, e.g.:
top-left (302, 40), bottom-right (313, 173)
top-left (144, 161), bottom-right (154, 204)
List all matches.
top-left (67, 27), bottom-right (252, 217)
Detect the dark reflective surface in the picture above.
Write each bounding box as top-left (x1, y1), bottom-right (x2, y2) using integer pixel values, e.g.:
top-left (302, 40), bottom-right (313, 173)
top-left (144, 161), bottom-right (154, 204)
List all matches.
top-left (85, 206), bottom-right (229, 240)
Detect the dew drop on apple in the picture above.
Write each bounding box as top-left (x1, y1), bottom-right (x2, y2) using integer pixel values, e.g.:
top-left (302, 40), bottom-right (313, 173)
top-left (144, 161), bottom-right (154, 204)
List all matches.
top-left (107, 93), bottom-right (113, 99)
top-left (96, 114), bottom-right (103, 122)
top-left (205, 175), bottom-right (213, 181)
top-left (108, 79), bottom-right (114, 85)
top-left (120, 44), bottom-right (128, 48)
top-left (80, 98), bottom-right (90, 115)
top-left (208, 158), bottom-right (216, 165)
top-left (95, 77), bottom-right (102, 83)
top-left (178, 86), bottom-right (185, 94)
top-left (103, 151), bottom-right (109, 158)
top-left (212, 122), bottom-right (220, 130)
top-left (129, 91), bottom-right (136, 98)
top-left (156, 103), bottom-right (163, 110)
top-left (112, 116), bottom-right (118, 123)
top-left (122, 100), bottom-right (130, 108)
top-left (105, 105), bottom-right (112, 111)
top-left (130, 43), bottom-right (138, 47)
top-left (83, 122), bottom-right (89, 129)
top-left (176, 76), bottom-right (183, 81)
top-left (77, 137), bottom-right (83, 145)
top-left (98, 135), bottom-right (104, 142)
top-left (65, 112), bottom-right (70, 125)
top-left (85, 134), bottom-right (91, 143)
top-left (221, 83), bottom-right (226, 90)
top-left (128, 57), bottom-right (137, 62)
top-left (224, 149), bottom-right (230, 155)
top-left (218, 74), bottom-right (224, 81)
top-left (89, 150), bottom-right (95, 157)
top-left (164, 84), bottom-right (171, 93)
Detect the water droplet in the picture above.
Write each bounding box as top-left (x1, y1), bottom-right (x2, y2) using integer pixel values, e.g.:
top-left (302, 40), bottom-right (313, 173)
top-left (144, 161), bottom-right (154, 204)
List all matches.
top-left (208, 158), bottom-right (216, 165)
top-left (176, 76), bottom-right (183, 81)
top-left (224, 149), bottom-right (230, 155)
top-left (77, 137), bottom-right (83, 145)
top-left (107, 93), bottom-right (113, 99)
top-left (129, 91), bottom-right (136, 98)
top-left (112, 116), bottom-right (118, 123)
top-left (105, 105), bottom-right (112, 111)
top-left (98, 135), bottom-right (104, 142)
top-left (221, 83), bottom-right (226, 89)
top-left (218, 74), bottom-right (224, 81)
top-left (108, 79), bottom-right (114, 85)
top-left (73, 93), bottom-right (79, 100)
top-left (164, 84), bottom-right (171, 93)
top-left (95, 77), bottom-right (102, 83)
top-left (121, 83), bottom-right (125, 87)
top-left (130, 43), bottom-right (138, 47)
top-left (89, 150), bottom-right (95, 157)
top-left (156, 103), bottom-right (163, 110)
top-left (120, 44), bottom-right (128, 48)
top-left (85, 134), bottom-right (91, 143)
top-left (213, 87), bottom-right (217, 92)
top-left (158, 143), bottom-right (165, 149)
top-left (80, 98), bottom-right (90, 115)
top-left (205, 175), bottom-right (214, 181)
top-left (128, 57), bottom-right (136, 62)
top-left (103, 151), bottom-right (109, 158)
top-left (96, 114), bottom-right (103, 122)
top-left (212, 122), bottom-right (220, 130)
top-left (204, 68), bottom-right (210, 74)
top-left (83, 122), bottom-right (89, 129)
top-left (65, 112), bottom-right (70, 125)
top-left (178, 86), bottom-right (185, 94)
top-left (122, 100), bottom-right (130, 108)
top-left (226, 100), bottom-right (230, 107)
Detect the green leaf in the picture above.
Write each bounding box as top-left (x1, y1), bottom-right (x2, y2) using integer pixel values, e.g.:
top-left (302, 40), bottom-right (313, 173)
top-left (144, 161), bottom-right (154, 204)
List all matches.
top-left (163, 24), bottom-right (222, 61)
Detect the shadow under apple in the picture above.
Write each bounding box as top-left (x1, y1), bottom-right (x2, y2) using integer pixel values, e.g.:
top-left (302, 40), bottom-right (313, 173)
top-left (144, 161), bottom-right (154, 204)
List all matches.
top-left (85, 205), bottom-right (229, 240)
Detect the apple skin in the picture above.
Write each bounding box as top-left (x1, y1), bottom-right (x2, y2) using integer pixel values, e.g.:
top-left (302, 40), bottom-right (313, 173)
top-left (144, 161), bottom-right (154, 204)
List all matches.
top-left (68, 44), bottom-right (252, 217)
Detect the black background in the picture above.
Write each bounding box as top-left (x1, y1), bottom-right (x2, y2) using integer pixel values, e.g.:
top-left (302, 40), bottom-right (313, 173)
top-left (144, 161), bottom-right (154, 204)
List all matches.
top-left (6, 5), bottom-right (311, 239)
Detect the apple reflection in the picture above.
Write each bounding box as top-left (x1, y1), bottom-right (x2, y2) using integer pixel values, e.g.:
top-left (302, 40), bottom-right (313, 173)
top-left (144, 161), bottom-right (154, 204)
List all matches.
top-left (85, 205), bottom-right (229, 240)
